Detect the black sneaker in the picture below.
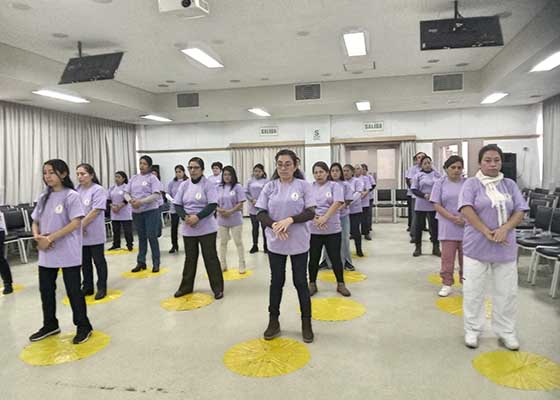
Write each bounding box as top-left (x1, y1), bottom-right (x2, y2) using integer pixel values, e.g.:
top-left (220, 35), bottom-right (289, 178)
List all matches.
top-left (174, 289), bottom-right (191, 298)
top-left (356, 250), bottom-right (364, 257)
top-left (127, 246), bottom-right (133, 251)
top-left (107, 246), bottom-right (120, 251)
top-left (214, 291), bottom-right (224, 300)
top-left (130, 265), bottom-right (146, 273)
top-left (249, 245), bottom-right (258, 254)
top-left (152, 266), bottom-right (160, 273)
top-left (364, 234), bottom-right (372, 241)
top-left (73, 328), bottom-right (93, 345)
top-left (94, 288), bottom-right (107, 300)
top-left (2, 283), bottom-right (13, 295)
top-left (169, 247), bottom-right (177, 254)
top-left (344, 262), bottom-right (355, 271)
top-left (82, 287), bottom-right (94, 296)
top-left (29, 326), bottom-right (61, 342)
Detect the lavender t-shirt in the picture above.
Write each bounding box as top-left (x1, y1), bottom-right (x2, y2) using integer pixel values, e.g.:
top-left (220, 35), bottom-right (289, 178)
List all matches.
top-left (430, 176), bottom-right (465, 241)
top-left (108, 183), bottom-right (132, 221)
top-left (359, 175), bottom-right (372, 207)
top-left (337, 180), bottom-right (353, 218)
top-left (405, 165), bottom-right (421, 196)
top-left (308, 181), bottom-right (344, 235)
top-left (31, 189), bottom-right (85, 268)
top-left (256, 179), bottom-right (316, 256)
top-left (128, 173), bottom-right (163, 214)
top-left (368, 175), bottom-right (376, 201)
top-left (174, 177), bottom-right (218, 237)
top-left (217, 183), bottom-right (246, 227)
top-left (207, 174), bottom-right (222, 187)
top-left (411, 170), bottom-right (441, 212)
top-left (245, 177), bottom-right (269, 215)
top-left (458, 177), bottom-right (529, 263)
top-left (77, 184), bottom-right (107, 246)
top-left (348, 177), bottom-right (364, 214)
top-left (167, 178), bottom-right (186, 214)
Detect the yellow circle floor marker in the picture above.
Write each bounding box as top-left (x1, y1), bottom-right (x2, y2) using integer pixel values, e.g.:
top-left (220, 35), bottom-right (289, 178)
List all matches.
top-left (224, 338), bottom-right (310, 378)
top-left (1, 283), bottom-right (24, 296)
top-left (310, 297), bottom-right (366, 321)
top-left (121, 267), bottom-right (169, 279)
top-left (428, 273), bottom-right (462, 288)
top-left (105, 248), bottom-right (138, 255)
top-left (436, 295), bottom-right (492, 319)
top-left (351, 251), bottom-right (368, 258)
top-left (317, 270), bottom-right (367, 284)
top-left (63, 289), bottom-right (123, 306)
top-left (160, 292), bottom-right (214, 311)
top-left (473, 351), bottom-right (560, 391)
top-left (20, 331), bottom-right (110, 366)
top-left (206, 269), bottom-right (254, 281)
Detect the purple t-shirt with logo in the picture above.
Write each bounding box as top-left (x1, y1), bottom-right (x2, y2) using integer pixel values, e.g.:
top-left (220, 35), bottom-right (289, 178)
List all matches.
top-left (347, 177), bottom-right (364, 214)
top-left (108, 183), bottom-right (132, 221)
top-left (174, 177), bottom-right (218, 237)
top-left (458, 177), bottom-right (529, 263)
top-left (308, 181), bottom-right (344, 235)
top-left (411, 170), bottom-right (441, 212)
top-left (31, 189), bottom-right (85, 268)
top-left (77, 184), bottom-right (107, 246)
top-left (430, 176), bottom-right (465, 241)
top-left (406, 165), bottom-right (421, 196)
top-left (128, 173), bottom-right (163, 214)
top-left (359, 175), bottom-right (372, 207)
top-left (167, 178), bottom-right (186, 214)
top-left (245, 177), bottom-right (269, 215)
top-left (256, 178), bottom-right (316, 256)
top-left (368, 175), bottom-right (376, 200)
top-left (217, 183), bottom-right (246, 227)
top-left (336, 180), bottom-right (353, 218)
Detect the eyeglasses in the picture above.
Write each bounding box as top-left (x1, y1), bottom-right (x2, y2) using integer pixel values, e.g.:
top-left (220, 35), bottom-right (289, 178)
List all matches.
top-left (188, 166), bottom-right (201, 170)
top-left (276, 162), bottom-right (294, 169)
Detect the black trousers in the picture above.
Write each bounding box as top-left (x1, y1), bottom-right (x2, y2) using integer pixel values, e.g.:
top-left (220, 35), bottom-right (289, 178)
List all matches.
top-left (349, 212), bottom-right (363, 253)
top-left (178, 233), bottom-right (224, 295)
top-left (407, 196), bottom-right (413, 229)
top-left (111, 220), bottom-right (133, 249)
top-left (0, 231), bottom-right (13, 285)
top-left (362, 206), bottom-right (372, 235)
top-left (82, 244), bottom-right (108, 291)
top-left (414, 211), bottom-right (439, 246)
top-left (309, 233), bottom-right (344, 283)
top-left (39, 266), bottom-right (92, 330)
top-left (170, 213), bottom-right (180, 250)
top-left (368, 199), bottom-right (374, 232)
top-left (268, 251), bottom-right (311, 319)
top-left (249, 214), bottom-right (267, 249)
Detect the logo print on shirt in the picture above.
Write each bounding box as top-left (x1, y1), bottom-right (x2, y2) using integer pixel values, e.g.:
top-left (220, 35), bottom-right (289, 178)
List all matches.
top-left (291, 192), bottom-right (300, 201)
top-left (84, 199), bottom-right (91, 206)
top-left (195, 192), bottom-right (202, 200)
top-left (230, 190), bottom-right (236, 196)
top-left (325, 191), bottom-right (332, 198)
top-left (142, 181), bottom-right (148, 186)
top-left (118, 190), bottom-right (123, 195)
top-left (55, 204), bottom-right (64, 214)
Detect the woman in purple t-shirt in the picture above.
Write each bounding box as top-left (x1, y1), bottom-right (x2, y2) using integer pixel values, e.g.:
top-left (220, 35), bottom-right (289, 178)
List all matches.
top-left (343, 164), bottom-right (365, 257)
top-left (459, 145), bottom-right (528, 351)
top-left (108, 171), bottom-right (133, 251)
top-left (256, 149), bottom-right (316, 343)
top-left (167, 165), bottom-right (187, 254)
top-left (30, 159), bottom-right (93, 345)
top-left (245, 164), bottom-right (269, 254)
top-left (76, 163), bottom-right (109, 300)
top-left (430, 156), bottom-right (466, 297)
top-left (217, 166), bottom-right (247, 273)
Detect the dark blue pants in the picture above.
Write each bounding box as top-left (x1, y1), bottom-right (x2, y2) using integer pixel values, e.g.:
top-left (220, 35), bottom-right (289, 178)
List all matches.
top-left (133, 209), bottom-right (161, 268)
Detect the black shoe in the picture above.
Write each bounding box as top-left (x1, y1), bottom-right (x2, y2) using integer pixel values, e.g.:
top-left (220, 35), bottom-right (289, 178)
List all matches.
top-left (152, 266), bottom-right (160, 273)
top-left (344, 262), bottom-right (355, 271)
top-left (406, 227), bottom-right (410, 232)
top-left (94, 288), bottom-right (107, 300)
top-left (432, 244), bottom-right (441, 257)
top-left (263, 316), bottom-right (280, 340)
top-left (356, 249), bottom-right (364, 257)
top-left (127, 246), bottom-right (133, 251)
top-left (169, 247), bottom-right (177, 254)
top-left (263, 247), bottom-right (268, 254)
top-left (130, 265), bottom-right (146, 273)
top-left (302, 318), bottom-right (314, 343)
top-left (409, 239), bottom-right (415, 244)
top-left (214, 291), bottom-right (224, 300)
top-left (108, 245), bottom-right (120, 251)
top-left (73, 328), bottom-right (93, 345)
top-left (29, 326), bottom-right (60, 342)
top-left (364, 234), bottom-right (372, 241)
top-left (174, 288), bottom-right (191, 298)
top-left (2, 283), bottom-right (13, 295)
top-left (413, 244), bottom-right (422, 257)
top-left (82, 287), bottom-right (94, 296)
top-left (249, 245), bottom-right (258, 254)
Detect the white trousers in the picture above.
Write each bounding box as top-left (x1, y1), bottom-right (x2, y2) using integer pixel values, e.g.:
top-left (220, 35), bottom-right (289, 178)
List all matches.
top-left (218, 225), bottom-right (245, 270)
top-left (463, 256), bottom-right (518, 337)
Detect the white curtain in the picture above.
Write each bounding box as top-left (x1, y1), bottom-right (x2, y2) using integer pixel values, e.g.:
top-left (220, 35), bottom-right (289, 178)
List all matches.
top-left (543, 95), bottom-right (560, 190)
top-left (0, 101), bottom-right (137, 205)
top-left (399, 141), bottom-right (416, 189)
top-left (330, 143), bottom-right (346, 165)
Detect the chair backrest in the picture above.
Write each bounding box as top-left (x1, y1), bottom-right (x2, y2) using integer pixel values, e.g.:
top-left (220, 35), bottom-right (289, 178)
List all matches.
top-left (534, 206), bottom-right (554, 230)
top-left (529, 192), bottom-right (546, 203)
top-left (530, 199), bottom-right (549, 219)
top-left (534, 188), bottom-right (550, 194)
top-left (550, 209), bottom-right (560, 234)
top-left (4, 209), bottom-right (25, 231)
top-left (376, 189), bottom-right (392, 202)
top-left (395, 189), bottom-right (408, 201)
top-left (544, 195), bottom-right (559, 208)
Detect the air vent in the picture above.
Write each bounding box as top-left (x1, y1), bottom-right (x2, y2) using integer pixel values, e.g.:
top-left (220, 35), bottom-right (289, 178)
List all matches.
top-left (433, 73), bottom-right (463, 92)
top-left (364, 121), bottom-right (384, 132)
top-left (295, 84), bottom-right (320, 100)
top-left (260, 126), bottom-right (279, 136)
top-left (177, 93), bottom-right (199, 108)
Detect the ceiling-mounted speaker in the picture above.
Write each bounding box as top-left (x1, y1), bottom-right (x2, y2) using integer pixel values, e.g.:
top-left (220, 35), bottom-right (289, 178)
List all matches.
top-left (177, 93), bottom-right (199, 108)
top-left (295, 84), bottom-right (321, 100)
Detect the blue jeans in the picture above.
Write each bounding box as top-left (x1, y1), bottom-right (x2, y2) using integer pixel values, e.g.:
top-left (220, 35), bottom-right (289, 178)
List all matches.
top-left (323, 215), bottom-right (351, 266)
top-left (133, 209), bottom-right (161, 268)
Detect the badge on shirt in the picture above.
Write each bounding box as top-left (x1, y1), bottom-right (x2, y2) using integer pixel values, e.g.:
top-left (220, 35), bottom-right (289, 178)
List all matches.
top-left (229, 190), bottom-right (236, 196)
top-left (118, 190), bottom-right (123, 195)
top-left (142, 181), bottom-right (148, 186)
top-left (195, 192), bottom-right (202, 200)
top-left (84, 198), bottom-right (91, 206)
top-left (291, 192), bottom-right (300, 201)
top-left (325, 191), bottom-right (332, 198)
top-left (55, 204), bottom-right (64, 214)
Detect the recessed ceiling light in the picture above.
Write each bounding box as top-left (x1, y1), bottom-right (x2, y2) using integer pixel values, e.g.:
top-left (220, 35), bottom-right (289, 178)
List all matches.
top-left (481, 92), bottom-right (508, 104)
top-left (343, 32), bottom-right (367, 57)
top-left (428, 59), bottom-right (440, 63)
top-left (456, 62), bottom-right (469, 67)
top-left (321, 73), bottom-right (332, 77)
top-left (141, 114), bottom-right (172, 122)
top-left (531, 51), bottom-right (560, 72)
top-left (421, 66), bottom-right (431, 69)
top-left (230, 79), bottom-right (241, 83)
top-left (248, 108), bottom-right (271, 117)
top-left (165, 80), bottom-right (176, 83)
top-left (32, 89), bottom-right (89, 103)
top-left (10, 2), bottom-right (31, 10)
top-left (158, 84), bottom-right (169, 88)
top-left (211, 39), bottom-right (225, 45)
top-left (352, 71), bottom-right (363, 75)
top-left (355, 101), bottom-right (371, 111)
top-left (181, 47), bottom-right (224, 68)
top-left (52, 33), bottom-right (68, 39)
top-left (260, 78), bottom-right (269, 81)
top-left (296, 31), bottom-right (310, 37)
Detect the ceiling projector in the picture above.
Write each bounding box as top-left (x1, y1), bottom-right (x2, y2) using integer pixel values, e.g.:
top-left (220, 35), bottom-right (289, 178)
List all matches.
top-left (158, 0), bottom-right (209, 17)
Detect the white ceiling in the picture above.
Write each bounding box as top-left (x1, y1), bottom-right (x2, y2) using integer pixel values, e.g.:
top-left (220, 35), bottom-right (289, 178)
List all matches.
top-left (0, 0), bottom-right (559, 124)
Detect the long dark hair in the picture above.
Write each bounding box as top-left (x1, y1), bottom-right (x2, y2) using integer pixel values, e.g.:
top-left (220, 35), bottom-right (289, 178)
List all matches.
top-left (253, 163), bottom-right (267, 179)
top-left (329, 162), bottom-right (344, 182)
top-left (343, 164), bottom-right (355, 180)
top-left (40, 159), bottom-right (75, 213)
top-left (77, 163), bottom-right (101, 185)
top-left (443, 155), bottom-right (464, 170)
top-left (271, 149), bottom-right (305, 180)
top-left (115, 171), bottom-right (128, 184)
top-left (221, 165), bottom-right (239, 187)
top-left (174, 164), bottom-right (186, 181)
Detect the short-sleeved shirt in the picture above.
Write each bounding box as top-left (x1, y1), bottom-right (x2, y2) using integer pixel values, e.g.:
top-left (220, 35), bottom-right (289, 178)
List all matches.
top-left (127, 173), bottom-right (163, 214)
top-left (174, 177), bottom-right (218, 237)
top-left (348, 177), bottom-right (364, 214)
top-left (255, 178), bottom-right (316, 255)
top-left (207, 174), bottom-right (222, 187)
top-left (217, 183), bottom-right (246, 227)
top-left (167, 178), bottom-right (187, 214)
top-left (245, 177), bottom-right (269, 215)
top-left (458, 177), bottom-right (529, 263)
top-left (77, 184), bottom-right (107, 246)
top-left (368, 175), bottom-right (376, 200)
top-left (430, 176), bottom-right (465, 241)
top-left (360, 175), bottom-right (372, 207)
top-left (336, 180), bottom-right (354, 218)
top-left (411, 170), bottom-right (442, 212)
top-left (308, 181), bottom-right (344, 235)
top-left (108, 183), bottom-right (132, 221)
top-left (405, 165), bottom-right (421, 196)
top-left (31, 189), bottom-right (85, 268)
top-left (0, 211), bottom-right (6, 231)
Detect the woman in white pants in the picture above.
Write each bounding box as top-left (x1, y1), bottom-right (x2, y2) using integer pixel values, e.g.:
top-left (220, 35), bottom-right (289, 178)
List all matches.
top-left (458, 144), bottom-right (528, 350)
top-left (217, 166), bottom-right (247, 273)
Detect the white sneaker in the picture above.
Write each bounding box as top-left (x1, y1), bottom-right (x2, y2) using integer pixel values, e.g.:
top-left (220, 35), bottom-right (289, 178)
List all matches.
top-left (465, 332), bottom-right (479, 349)
top-left (438, 285), bottom-right (452, 297)
top-left (499, 335), bottom-right (520, 351)
top-left (239, 265), bottom-right (246, 274)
